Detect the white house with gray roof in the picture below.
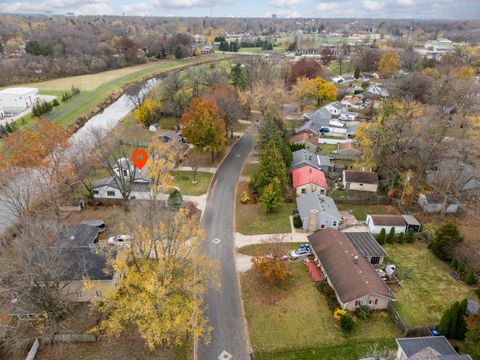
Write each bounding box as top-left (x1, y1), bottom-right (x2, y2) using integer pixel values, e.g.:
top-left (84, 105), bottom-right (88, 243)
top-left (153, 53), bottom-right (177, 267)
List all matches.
top-left (296, 193), bottom-right (342, 231)
top-left (291, 149), bottom-right (330, 172)
top-left (395, 336), bottom-right (472, 360)
top-left (324, 101), bottom-right (348, 116)
top-left (296, 107), bottom-right (332, 135)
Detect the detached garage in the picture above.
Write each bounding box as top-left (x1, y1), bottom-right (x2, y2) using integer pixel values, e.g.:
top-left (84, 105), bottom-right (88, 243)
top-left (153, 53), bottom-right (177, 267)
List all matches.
top-left (366, 214), bottom-right (407, 235)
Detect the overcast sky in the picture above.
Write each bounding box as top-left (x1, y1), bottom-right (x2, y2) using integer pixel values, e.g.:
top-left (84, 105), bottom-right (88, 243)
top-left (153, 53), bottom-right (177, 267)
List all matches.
top-left (1, 0), bottom-right (479, 19)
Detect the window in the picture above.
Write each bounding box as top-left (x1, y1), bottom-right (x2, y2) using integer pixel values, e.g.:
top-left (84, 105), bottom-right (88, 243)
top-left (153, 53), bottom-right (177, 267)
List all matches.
top-left (375, 299), bottom-right (378, 305)
top-left (301, 188), bottom-right (306, 194)
top-left (107, 191), bottom-right (115, 196)
top-left (370, 257), bottom-right (380, 265)
top-left (93, 190), bottom-right (99, 195)
top-left (369, 300), bottom-right (373, 304)
top-left (122, 170), bottom-right (128, 176)
top-left (355, 300), bottom-right (362, 307)
top-left (359, 183), bottom-right (363, 186)
top-left (332, 221), bottom-right (337, 227)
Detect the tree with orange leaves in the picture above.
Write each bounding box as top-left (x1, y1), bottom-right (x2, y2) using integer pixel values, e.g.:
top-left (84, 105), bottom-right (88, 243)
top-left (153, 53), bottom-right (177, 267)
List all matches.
top-left (2, 118), bottom-right (72, 219)
top-left (181, 98), bottom-right (226, 163)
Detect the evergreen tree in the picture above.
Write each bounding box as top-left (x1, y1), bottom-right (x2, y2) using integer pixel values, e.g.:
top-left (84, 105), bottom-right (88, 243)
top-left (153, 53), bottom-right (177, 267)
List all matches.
top-left (0, 41), bottom-right (3, 54)
top-left (387, 227), bottom-right (396, 244)
top-left (174, 46), bottom-right (183, 59)
top-left (167, 189), bottom-right (183, 211)
top-left (5, 122), bottom-right (13, 133)
top-left (438, 300), bottom-right (468, 340)
top-left (465, 271), bottom-right (475, 285)
top-left (457, 260), bottom-right (465, 273)
top-left (397, 232), bottom-right (405, 244)
top-left (377, 228), bottom-right (386, 245)
top-left (252, 140), bottom-right (287, 193)
top-left (229, 63), bottom-right (247, 90)
top-left (457, 299), bottom-right (468, 340)
top-left (354, 66), bottom-right (361, 79)
top-left (430, 223), bottom-right (464, 261)
top-left (406, 228), bottom-right (415, 243)
top-left (451, 258), bottom-right (458, 269)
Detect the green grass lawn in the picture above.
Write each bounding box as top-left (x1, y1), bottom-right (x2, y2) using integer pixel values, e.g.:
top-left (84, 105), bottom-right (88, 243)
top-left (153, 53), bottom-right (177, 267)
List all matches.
top-left (173, 171), bottom-right (213, 196)
top-left (158, 117), bottom-right (178, 130)
top-left (237, 242), bottom-right (302, 256)
top-left (384, 242), bottom-right (476, 328)
top-left (241, 262), bottom-right (401, 358)
top-left (241, 163), bottom-right (258, 178)
top-left (236, 182), bottom-right (294, 235)
top-left (11, 54), bottom-right (231, 131)
top-left (335, 203), bottom-right (400, 221)
top-left (319, 143), bottom-right (337, 155)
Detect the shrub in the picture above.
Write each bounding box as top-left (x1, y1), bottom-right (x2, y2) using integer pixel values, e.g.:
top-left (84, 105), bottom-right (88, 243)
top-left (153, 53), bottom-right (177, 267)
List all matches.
top-left (406, 229), bottom-right (415, 243)
top-left (387, 228), bottom-right (396, 244)
top-left (465, 272), bottom-right (475, 286)
top-left (356, 305), bottom-right (372, 320)
top-left (333, 308), bottom-right (348, 320)
top-left (458, 261), bottom-right (465, 274)
top-left (52, 99), bottom-right (59, 107)
top-left (451, 258), bottom-right (459, 270)
top-left (167, 189), bottom-right (183, 211)
top-left (377, 228), bottom-right (386, 245)
top-left (293, 215), bottom-right (303, 229)
top-left (397, 232), bottom-right (405, 244)
top-left (240, 191), bottom-right (252, 204)
top-left (340, 314), bottom-right (355, 331)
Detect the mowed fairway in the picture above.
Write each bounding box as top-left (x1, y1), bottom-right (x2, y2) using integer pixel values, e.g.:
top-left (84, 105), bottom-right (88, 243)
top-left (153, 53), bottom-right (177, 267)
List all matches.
top-left (384, 242), bottom-right (476, 328)
top-left (241, 262), bottom-right (401, 359)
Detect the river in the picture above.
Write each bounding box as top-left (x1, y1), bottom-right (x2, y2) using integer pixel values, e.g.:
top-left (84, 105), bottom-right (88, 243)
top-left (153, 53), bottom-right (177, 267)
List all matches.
top-left (0, 78), bottom-right (157, 231)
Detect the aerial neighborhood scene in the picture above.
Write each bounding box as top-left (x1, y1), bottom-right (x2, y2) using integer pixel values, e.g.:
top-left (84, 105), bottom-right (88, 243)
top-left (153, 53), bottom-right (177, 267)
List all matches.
top-left (1, 1), bottom-right (480, 359)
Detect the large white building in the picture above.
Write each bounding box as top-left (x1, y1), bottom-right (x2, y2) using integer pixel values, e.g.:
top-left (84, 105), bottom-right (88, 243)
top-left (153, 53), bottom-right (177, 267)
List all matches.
top-left (0, 87), bottom-right (39, 116)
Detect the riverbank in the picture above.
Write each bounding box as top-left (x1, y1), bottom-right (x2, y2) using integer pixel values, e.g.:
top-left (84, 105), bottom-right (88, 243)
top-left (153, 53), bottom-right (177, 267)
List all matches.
top-left (4, 53), bottom-right (235, 137)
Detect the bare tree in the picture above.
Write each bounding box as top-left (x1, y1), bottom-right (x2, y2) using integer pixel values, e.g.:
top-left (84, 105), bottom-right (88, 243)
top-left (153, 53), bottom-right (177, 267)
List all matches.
top-left (0, 217), bottom-right (74, 352)
top-left (125, 82), bottom-right (148, 109)
top-left (90, 129), bottom-right (138, 207)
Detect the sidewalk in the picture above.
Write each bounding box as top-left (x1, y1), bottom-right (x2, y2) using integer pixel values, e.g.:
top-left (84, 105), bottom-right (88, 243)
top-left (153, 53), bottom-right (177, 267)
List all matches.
top-left (175, 166), bottom-right (217, 173)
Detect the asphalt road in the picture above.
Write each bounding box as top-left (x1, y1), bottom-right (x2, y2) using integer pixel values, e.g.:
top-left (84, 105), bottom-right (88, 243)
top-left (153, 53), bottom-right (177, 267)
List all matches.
top-left (198, 134), bottom-right (253, 360)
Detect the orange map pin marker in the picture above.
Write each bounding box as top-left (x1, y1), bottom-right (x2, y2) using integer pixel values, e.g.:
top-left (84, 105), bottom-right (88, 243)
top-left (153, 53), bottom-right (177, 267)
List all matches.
top-left (132, 149), bottom-right (148, 170)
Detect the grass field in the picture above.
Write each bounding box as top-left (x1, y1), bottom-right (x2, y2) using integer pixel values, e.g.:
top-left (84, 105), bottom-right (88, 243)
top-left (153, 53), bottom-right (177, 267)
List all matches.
top-left (335, 203), bottom-right (400, 221)
top-left (241, 262), bottom-right (401, 359)
top-left (241, 163), bottom-right (258, 178)
top-left (236, 182), bottom-right (294, 235)
top-left (10, 54), bottom-right (232, 132)
top-left (237, 242), bottom-right (302, 256)
top-left (384, 242), bottom-right (476, 328)
top-left (173, 171), bottom-right (213, 196)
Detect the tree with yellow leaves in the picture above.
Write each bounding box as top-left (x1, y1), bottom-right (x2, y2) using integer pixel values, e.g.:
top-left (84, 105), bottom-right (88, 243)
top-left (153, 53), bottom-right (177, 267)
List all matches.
top-left (312, 77), bottom-right (337, 106)
top-left (292, 76), bottom-right (317, 111)
top-left (378, 51), bottom-right (400, 78)
top-left (134, 98), bottom-right (159, 126)
top-left (453, 65), bottom-right (476, 81)
top-left (95, 207), bottom-right (216, 349)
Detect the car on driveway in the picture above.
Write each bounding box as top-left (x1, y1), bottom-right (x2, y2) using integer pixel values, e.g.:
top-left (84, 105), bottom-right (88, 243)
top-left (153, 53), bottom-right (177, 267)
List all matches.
top-left (290, 244), bottom-right (311, 260)
top-left (108, 234), bottom-right (132, 247)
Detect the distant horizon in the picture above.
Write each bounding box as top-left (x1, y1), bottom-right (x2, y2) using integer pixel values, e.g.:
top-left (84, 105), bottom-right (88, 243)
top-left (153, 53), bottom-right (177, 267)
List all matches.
top-left (2, 13), bottom-right (480, 22)
top-left (1, 0), bottom-right (479, 20)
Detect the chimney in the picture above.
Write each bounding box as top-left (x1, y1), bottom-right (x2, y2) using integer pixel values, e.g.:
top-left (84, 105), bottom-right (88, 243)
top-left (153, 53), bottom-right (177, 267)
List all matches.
top-left (353, 255), bottom-right (359, 264)
top-left (309, 209), bottom-right (319, 232)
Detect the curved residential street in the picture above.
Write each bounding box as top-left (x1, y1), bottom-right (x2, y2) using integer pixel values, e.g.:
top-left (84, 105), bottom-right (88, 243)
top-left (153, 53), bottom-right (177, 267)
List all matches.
top-left (198, 134), bottom-right (253, 360)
